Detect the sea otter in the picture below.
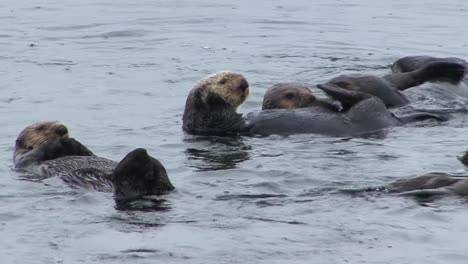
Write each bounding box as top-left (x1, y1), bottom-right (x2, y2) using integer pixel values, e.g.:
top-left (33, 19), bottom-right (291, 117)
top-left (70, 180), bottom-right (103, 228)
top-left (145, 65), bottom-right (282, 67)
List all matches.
top-left (182, 71), bottom-right (443, 137)
top-left (391, 55), bottom-right (468, 74)
top-left (260, 82), bottom-right (446, 124)
top-left (14, 121), bottom-right (175, 202)
top-left (385, 172), bottom-right (468, 198)
top-left (391, 55), bottom-right (468, 101)
top-left (321, 60), bottom-right (466, 108)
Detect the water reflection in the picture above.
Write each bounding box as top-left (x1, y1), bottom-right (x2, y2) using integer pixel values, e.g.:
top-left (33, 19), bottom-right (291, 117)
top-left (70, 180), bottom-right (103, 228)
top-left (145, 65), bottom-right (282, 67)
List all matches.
top-left (184, 135), bottom-right (251, 171)
top-left (114, 197), bottom-right (172, 212)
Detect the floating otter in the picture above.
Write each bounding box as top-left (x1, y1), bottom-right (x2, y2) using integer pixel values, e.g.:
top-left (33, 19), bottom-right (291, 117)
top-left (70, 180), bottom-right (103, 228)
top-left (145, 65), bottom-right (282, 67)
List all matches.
top-left (391, 55), bottom-right (468, 101)
top-left (182, 72), bottom-right (444, 137)
top-left (14, 121), bottom-right (174, 202)
top-left (322, 61), bottom-right (466, 108)
top-left (348, 151), bottom-right (468, 200)
top-left (261, 81), bottom-right (446, 123)
top-left (385, 172), bottom-right (468, 198)
top-left (391, 55), bottom-right (468, 74)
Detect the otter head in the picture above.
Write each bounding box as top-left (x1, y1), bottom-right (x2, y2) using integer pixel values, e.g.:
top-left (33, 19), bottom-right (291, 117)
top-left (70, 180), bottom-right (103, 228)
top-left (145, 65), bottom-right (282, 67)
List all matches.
top-left (182, 71), bottom-right (250, 135)
top-left (14, 121), bottom-right (94, 169)
top-left (112, 148), bottom-right (175, 201)
top-left (193, 71), bottom-right (250, 109)
top-left (262, 83), bottom-right (316, 110)
top-left (15, 121), bottom-right (69, 157)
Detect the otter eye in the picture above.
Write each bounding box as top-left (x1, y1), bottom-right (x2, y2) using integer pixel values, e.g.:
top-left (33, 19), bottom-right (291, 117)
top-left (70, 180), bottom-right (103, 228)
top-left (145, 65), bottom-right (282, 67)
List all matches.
top-left (218, 78), bottom-right (227, 85)
top-left (285, 93), bottom-right (294, 99)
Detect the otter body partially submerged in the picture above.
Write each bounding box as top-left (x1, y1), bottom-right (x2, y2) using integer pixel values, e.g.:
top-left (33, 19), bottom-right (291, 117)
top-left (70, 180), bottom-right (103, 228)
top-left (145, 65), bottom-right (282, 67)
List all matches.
top-left (322, 60), bottom-right (466, 108)
top-left (391, 55), bottom-right (468, 74)
top-left (348, 150), bottom-right (468, 201)
top-left (390, 55), bottom-right (468, 103)
top-left (261, 82), bottom-right (446, 127)
top-left (14, 121), bottom-right (174, 202)
top-left (182, 71), bottom-right (403, 137)
top-left (182, 71), bottom-right (449, 137)
top-left (250, 83), bottom-right (403, 136)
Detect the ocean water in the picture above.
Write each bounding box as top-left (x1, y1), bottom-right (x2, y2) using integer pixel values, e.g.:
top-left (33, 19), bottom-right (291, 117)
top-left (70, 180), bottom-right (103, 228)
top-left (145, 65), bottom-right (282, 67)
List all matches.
top-left (1, 0), bottom-right (468, 263)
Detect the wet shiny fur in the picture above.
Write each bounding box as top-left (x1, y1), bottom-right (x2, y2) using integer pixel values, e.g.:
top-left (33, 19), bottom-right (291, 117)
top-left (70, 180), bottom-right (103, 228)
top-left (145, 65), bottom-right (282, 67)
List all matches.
top-left (324, 61), bottom-right (466, 108)
top-left (262, 83), bottom-right (340, 111)
top-left (183, 72), bottom-right (410, 137)
top-left (14, 122), bottom-right (174, 201)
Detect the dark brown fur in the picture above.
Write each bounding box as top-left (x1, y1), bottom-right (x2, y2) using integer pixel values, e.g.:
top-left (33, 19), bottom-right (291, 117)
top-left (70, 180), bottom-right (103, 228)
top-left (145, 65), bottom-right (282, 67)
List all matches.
top-left (14, 121), bottom-right (174, 204)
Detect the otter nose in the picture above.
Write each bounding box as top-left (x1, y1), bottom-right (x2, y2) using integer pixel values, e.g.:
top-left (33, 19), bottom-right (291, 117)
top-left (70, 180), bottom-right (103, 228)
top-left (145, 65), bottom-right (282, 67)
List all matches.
top-left (239, 79), bottom-right (249, 92)
top-left (55, 125), bottom-right (68, 136)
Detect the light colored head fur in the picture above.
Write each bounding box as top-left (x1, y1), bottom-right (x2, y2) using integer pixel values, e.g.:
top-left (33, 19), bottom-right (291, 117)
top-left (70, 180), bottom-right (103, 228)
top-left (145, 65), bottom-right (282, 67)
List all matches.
top-left (194, 71), bottom-right (250, 109)
top-left (262, 83), bottom-right (316, 110)
top-left (15, 121), bottom-right (69, 155)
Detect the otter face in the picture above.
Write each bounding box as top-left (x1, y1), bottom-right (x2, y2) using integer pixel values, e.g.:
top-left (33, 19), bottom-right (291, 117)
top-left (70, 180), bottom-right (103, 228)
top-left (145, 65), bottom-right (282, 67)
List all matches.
top-left (196, 71), bottom-right (250, 109)
top-left (262, 83), bottom-right (316, 110)
top-left (15, 121), bottom-right (69, 155)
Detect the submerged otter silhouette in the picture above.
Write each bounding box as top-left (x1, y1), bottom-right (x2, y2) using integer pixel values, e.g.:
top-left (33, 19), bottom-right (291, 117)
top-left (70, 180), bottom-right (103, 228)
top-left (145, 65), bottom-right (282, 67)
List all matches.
top-left (347, 150), bottom-right (468, 200)
top-left (14, 121), bottom-right (174, 201)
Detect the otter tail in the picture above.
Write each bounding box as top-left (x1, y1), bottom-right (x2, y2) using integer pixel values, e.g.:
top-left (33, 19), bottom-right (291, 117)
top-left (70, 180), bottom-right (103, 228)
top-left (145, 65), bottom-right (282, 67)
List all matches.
top-left (112, 148), bottom-right (174, 201)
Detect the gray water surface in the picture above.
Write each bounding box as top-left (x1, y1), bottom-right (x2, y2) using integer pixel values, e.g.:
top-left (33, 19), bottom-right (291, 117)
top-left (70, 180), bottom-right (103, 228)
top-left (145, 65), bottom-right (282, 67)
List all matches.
top-left (2, 0), bottom-right (468, 263)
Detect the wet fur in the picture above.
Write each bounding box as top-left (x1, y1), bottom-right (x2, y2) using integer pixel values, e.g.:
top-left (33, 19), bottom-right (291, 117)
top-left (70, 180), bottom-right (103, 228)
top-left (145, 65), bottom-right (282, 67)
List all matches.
top-left (392, 55), bottom-right (468, 74)
top-left (15, 121), bottom-right (70, 161)
top-left (183, 72), bottom-right (445, 136)
top-left (14, 122), bottom-right (174, 201)
top-left (352, 153), bottom-right (468, 200)
top-left (250, 84), bottom-right (401, 136)
top-left (262, 83), bottom-right (340, 111)
top-left (325, 61), bottom-right (466, 108)
top-left (182, 71), bottom-right (251, 135)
